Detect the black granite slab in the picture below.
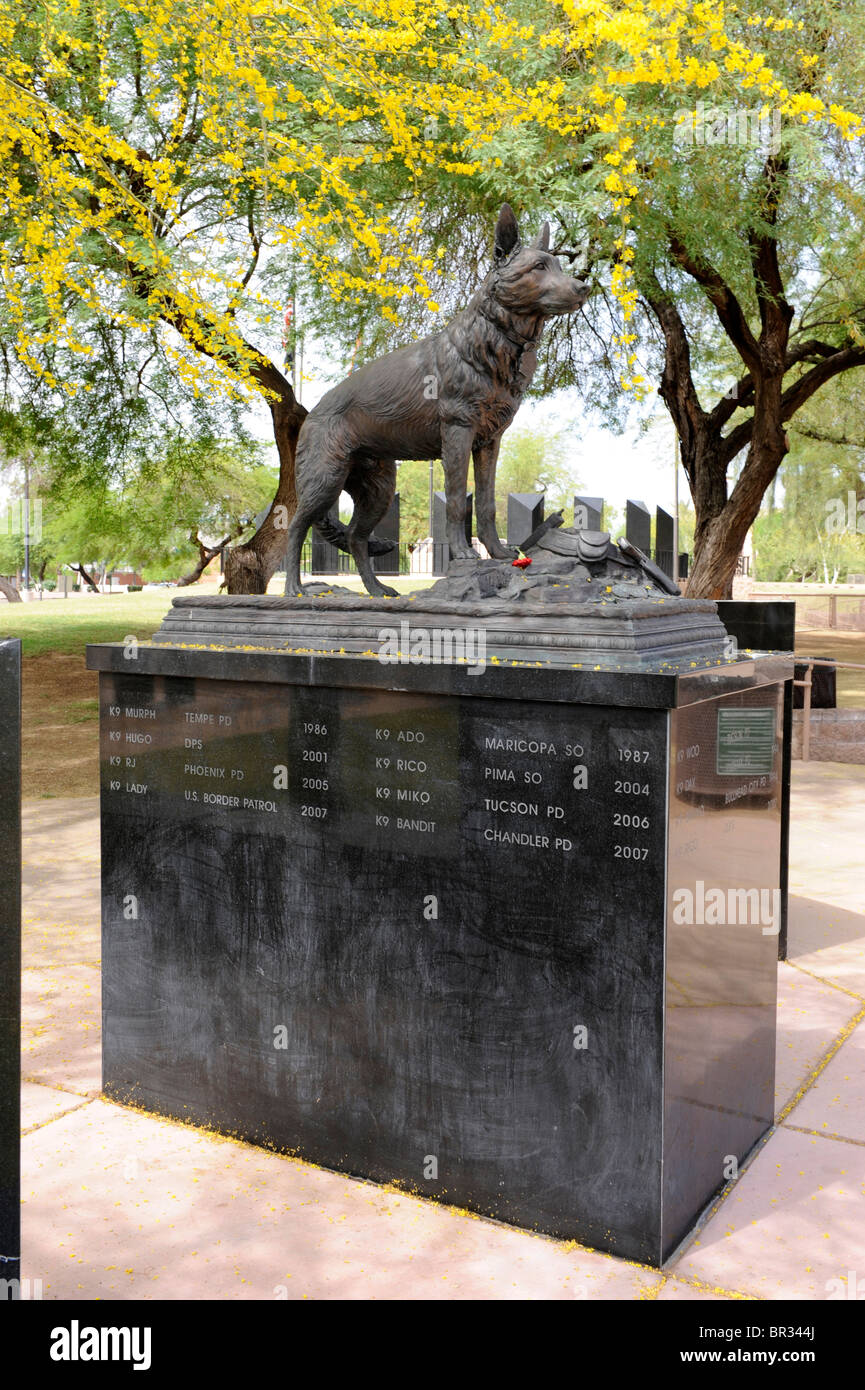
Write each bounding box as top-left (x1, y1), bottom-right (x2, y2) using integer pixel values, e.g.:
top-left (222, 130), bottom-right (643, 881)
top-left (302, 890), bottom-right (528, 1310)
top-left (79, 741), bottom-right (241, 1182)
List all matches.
top-left (87, 640), bottom-right (791, 712)
top-left (371, 493), bottom-right (400, 576)
top-left (433, 490), bottom-right (473, 573)
top-left (309, 511), bottom-right (342, 575)
top-left (0, 639), bottom-right (21, 1295)
top-left (507, 492), bottom-right (544, 548)
top-left (625, 499), bottom-right (651, 554)
top-left (95, 645), bottom-right (785, 1265)
top-left (655, 506), bottom-right (675, 579)
top-left (716, 600), bottom-right (795, 653)
top-left (574, 495), bottom-right (603, 531)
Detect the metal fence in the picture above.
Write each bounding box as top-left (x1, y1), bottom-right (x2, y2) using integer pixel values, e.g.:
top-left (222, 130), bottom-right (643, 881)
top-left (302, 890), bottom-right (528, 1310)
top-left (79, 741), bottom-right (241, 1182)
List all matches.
top-left (794, 657), bottom-right (865, 760)
top-left (750, 588), bottom-right (865, 631)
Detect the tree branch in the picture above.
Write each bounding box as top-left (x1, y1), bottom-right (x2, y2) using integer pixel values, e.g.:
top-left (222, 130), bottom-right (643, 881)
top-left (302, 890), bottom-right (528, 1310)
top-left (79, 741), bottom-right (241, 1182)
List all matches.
top-left (641, 269), bottom-right (706, 479)
top-left (780, 345), bottom-right (865, 421)
top-left (667, 231), bottom-right (761, 373)
top-left (790, 420), bottom-right (865, 448)
top-left (718, 344), bottom-right (865, 465)
top-left (747, 153), bottom-right (792, 340)
top-left (176, 528), bottom-right (241, 587)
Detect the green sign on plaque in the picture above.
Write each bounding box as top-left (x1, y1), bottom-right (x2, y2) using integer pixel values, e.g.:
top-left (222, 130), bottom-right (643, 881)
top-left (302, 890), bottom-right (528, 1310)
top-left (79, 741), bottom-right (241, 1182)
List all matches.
top-left (716, 707), bottom-right (776, 777)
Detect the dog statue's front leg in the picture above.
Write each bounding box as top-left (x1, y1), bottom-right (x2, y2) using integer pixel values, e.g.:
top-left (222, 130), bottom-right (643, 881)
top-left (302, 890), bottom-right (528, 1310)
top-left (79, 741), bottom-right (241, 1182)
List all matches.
top-left (473, 437), bottom-right (517, 560)
top-left (441, 423), bottom-right (476, 561)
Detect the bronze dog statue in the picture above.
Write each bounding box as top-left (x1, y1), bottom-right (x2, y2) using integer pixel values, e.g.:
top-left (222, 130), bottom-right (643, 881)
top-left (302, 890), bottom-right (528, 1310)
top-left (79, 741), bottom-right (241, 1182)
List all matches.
top-left (284, 205), bottom-right (589, 597)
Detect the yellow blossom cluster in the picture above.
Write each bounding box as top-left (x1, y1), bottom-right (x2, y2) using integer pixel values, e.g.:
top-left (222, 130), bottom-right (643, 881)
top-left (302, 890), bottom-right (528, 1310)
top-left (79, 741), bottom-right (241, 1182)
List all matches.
top-left (0, 0), bottom-right (860, 399)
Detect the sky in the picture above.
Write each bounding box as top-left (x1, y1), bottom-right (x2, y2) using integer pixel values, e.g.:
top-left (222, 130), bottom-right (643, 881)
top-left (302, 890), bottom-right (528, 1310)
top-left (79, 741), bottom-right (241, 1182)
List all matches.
top-left (505, 393), bottom-right (685, 519)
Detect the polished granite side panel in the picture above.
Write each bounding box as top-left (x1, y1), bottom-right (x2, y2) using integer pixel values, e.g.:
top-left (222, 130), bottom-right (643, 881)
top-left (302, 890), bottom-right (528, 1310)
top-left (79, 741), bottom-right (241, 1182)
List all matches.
top-left (716, 602), bottom-right (794, 960)
top-left (662, 684), bottom-right (782, 1258)
top-left (0, 639), bottom-right (21, 1283)
top-left (100, 671), bottom-right (669, 1261)
top-left (716, 600), bottom-right (795, 653)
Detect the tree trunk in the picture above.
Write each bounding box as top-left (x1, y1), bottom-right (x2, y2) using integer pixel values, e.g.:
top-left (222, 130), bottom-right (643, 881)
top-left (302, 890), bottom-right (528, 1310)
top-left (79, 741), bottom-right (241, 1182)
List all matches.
top-left (687, 428), bottom-right (787, 598)
top-left (0, 576), bottom-right (21, 602)
top-left (686, 438), bottom-right (728, 566)
top-left (73, 563), bottom-right (100, 593)
top-left (649, 291), bottom-right (793, 597)
top-left (686, 512), bottom-right (745, 598)
top-left (223, 389), bottom-right (306, 594)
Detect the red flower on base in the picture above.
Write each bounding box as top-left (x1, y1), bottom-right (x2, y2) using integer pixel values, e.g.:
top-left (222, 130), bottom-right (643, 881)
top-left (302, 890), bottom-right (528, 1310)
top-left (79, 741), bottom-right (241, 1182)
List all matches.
top-left (512, 556), bottom-right (532, 569)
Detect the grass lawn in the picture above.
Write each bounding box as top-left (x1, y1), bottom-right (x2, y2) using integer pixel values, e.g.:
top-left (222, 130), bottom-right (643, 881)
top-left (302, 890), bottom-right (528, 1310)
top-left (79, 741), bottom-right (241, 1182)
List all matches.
top-left (3, 582), bottom-right (863, 800)
top-left (1, 584), bottom-right (201, 657)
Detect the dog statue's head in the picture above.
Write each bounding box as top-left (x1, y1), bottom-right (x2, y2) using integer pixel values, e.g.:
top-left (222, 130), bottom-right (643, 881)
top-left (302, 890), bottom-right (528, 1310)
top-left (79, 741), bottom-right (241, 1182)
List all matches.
top-left (490, 203), bottom-right (590, 318)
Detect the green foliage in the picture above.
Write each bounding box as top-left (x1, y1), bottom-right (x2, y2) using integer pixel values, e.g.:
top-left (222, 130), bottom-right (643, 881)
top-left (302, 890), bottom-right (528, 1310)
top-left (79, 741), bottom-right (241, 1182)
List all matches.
top-left (1, 436), bottom-right (277, 582)
top-left (753, 409), bottom-right (865, 580)
top-left (393, 460), bottom-right (444, 545)
top-left (494, 422), bottom-right (580, 518)
top-left (676, 503), bottom-right (696, 560)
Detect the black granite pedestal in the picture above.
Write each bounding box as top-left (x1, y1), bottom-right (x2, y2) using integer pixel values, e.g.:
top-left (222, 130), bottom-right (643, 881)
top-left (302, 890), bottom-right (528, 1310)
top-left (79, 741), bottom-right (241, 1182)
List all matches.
top-left (87, 636), bottom-right (789, 1266)
top-left (0, 638), bottom-right (21, 1296)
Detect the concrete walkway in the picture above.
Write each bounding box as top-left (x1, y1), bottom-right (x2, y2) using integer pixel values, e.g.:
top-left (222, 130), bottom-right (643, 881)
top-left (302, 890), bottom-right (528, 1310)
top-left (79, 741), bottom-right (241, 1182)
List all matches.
top-left (20, 766), bottom-right (865, 1300)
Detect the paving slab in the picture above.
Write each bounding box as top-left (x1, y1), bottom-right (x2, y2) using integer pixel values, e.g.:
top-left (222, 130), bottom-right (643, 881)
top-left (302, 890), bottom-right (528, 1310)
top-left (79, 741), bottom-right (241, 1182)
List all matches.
top-left (671, 1127), bottom-right (865, 1300)
top-left (786, 763), bottom-right (865, 995)
top-left (775, 963), bottom-right (863, 1116)
top-left (21, 963), bottom-right (101, 1096)
top-left (785, 1016), bottom-right (865, 1144)
top-left (655, 1276), bottom-right (755, 1301)
top-left (788, 764), bottom-right (865, 914)
top-left (21, 796), bottom-right (100, 969)
top-left (22, 1100), bottom-right (663, 1302)
top-left (787, 897), bottom-right (865, 997)
top-left (21, 1081), bottom-right (92, 1135)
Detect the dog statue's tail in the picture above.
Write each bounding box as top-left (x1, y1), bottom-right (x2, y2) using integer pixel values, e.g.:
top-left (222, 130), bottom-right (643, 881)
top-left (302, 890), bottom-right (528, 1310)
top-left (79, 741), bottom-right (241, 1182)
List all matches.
top-left (313, 513), bottom-right (396, 557)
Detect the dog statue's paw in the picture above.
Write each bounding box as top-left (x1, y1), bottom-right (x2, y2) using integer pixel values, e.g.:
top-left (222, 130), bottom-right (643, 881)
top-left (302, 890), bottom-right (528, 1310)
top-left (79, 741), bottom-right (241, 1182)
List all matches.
top-left (486, 543), bottom-right (519, 560)
top-left (367, 581), bottom-right (399, 598)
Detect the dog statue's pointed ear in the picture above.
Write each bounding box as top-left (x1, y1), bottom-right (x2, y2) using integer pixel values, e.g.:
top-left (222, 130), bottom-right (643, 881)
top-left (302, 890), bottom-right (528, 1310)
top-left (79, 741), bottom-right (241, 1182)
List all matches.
top-left (532, 221), bottom-right (551, 252)
top-left (494, 203), bottom-right (520, 261)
